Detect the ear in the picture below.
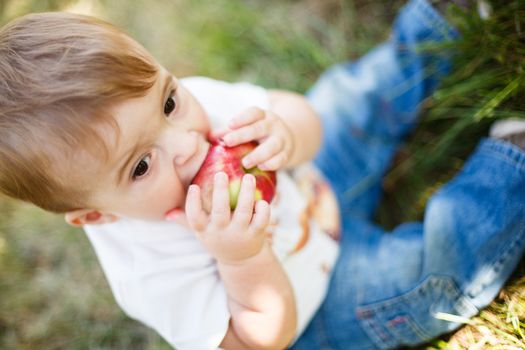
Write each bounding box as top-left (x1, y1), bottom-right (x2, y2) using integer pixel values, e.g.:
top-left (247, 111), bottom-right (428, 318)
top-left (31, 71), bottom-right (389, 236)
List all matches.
top-left (64, 209), bottom-right (120, 227)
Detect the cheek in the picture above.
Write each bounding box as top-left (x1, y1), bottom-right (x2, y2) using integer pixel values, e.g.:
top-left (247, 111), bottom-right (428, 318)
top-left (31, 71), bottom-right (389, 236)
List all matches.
top-left (197, 114), bottom-right (211, 134)
top-left (146, 180), bottom-right (184, 210)
top-left (126, 177), bottom-right (185, 220)
top-left (187, 92), bottom-right (211, 133)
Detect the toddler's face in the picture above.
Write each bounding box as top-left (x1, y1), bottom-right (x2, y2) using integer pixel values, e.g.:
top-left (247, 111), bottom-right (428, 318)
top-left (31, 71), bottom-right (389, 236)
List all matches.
top-left (79, 66), bottom-right (211, 223)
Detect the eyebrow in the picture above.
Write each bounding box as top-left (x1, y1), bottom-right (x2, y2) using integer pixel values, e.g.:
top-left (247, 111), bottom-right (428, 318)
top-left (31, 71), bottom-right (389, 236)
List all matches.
top-left (115, 74), bottom-right (174, 186)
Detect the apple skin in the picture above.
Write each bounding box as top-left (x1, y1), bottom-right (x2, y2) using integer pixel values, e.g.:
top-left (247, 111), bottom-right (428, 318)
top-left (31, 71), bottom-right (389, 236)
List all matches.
top-left (191, 139), bottom-right (277, 213)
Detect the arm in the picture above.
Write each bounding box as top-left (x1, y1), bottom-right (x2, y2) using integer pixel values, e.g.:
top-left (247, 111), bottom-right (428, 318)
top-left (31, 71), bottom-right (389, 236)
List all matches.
top-left (185, 173), bottom-right (297, 350)
top-left (267, 89), bottom-right (322, 168)
top-left (219, 243), bottom-right (297, 350)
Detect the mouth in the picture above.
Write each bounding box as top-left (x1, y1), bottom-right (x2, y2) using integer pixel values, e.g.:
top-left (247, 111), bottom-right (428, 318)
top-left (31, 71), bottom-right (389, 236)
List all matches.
top-left (190, 139), bottom-right (210, 185)
top-left (164, 138), bottom-right (210, 220)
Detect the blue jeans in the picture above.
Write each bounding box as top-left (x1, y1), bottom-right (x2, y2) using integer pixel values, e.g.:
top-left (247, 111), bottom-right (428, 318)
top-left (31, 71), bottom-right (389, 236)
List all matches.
top-left (292, 0), bottom-right (525, 349)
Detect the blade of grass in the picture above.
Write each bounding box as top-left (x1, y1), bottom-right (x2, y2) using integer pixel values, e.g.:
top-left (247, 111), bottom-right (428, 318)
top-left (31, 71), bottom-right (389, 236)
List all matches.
top-left (385, 74), bottom-right (523, 186)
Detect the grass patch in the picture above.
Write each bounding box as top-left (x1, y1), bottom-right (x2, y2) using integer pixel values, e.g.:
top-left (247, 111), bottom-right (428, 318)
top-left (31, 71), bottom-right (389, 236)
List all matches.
top-left (379, 0), bottom-right (525, 228)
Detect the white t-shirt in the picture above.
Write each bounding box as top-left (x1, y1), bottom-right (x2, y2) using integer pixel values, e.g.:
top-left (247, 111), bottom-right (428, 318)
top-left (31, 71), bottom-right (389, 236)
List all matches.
top-left (84, 77), bottom-right (341, 350)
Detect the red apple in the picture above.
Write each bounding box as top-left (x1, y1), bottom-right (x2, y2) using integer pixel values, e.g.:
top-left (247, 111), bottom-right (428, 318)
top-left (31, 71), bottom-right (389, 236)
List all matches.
top-left (191, 139), bottom-right (277, 213)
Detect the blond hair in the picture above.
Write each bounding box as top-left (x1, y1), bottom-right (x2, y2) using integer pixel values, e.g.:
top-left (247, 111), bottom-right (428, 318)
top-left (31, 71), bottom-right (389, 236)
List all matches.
top-left (0, 12), bottom-right (158, 212)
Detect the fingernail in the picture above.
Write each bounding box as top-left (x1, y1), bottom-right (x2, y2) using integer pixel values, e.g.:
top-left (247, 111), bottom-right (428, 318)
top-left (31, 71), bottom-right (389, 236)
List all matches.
top-left (215, 172), bottom-right (227, 182)
top-left (242, 158), bottom-right (251, 168)
top-left (244, 174), bottom-right (255, 184)
top-left (257, 200), bottom-right (268, 208)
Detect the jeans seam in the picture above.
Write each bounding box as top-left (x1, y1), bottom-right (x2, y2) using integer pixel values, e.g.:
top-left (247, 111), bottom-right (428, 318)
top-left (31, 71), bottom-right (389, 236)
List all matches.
top-left (466, 220), bottom-right (525, 298)
top-left (386, 314), bottom-right (431, 340)
top-left (480, 138), bottom-right (525, 171)
top-left (357, 275), bottom-right (455, 310)
top-left (356, 275), bottom-right (472, 348)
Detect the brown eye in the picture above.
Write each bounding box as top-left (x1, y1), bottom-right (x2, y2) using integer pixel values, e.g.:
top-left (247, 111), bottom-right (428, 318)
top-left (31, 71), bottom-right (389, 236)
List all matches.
top-left (164, 95), bottom-right (176, 115)
top-left (132, 154), bottom-right (151, 179)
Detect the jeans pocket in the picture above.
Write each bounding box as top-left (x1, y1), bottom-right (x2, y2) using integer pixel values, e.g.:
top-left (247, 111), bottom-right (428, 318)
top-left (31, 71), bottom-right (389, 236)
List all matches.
top-left (355, 275), bottom-right (478, 349)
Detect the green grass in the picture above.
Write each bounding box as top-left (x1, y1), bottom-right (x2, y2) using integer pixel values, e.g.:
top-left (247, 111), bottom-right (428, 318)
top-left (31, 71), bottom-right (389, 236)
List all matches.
top-left (379, 0), bottom-right (525, 228)
top-left (0, 199), bottom-right (173, 349)
top-left (1, 0), bottom-right (524, 349)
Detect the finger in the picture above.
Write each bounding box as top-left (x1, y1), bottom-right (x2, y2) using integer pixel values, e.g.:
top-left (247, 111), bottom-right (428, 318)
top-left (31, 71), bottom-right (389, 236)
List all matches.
top-left (211, 172), bottom-right (231, 227)
top-left (242, 136), bottom-right (284, 169)
top-left (258, 152), bottom-right (288, 171)
top-left (185, 185), bottom-right (208, 232)
top-left (208, 128), bottom-right (231, 142)
top-left (229, 107), bottom-right (265, 129)
top-left (223, 121), bottom-right (269, 147)
top-left (250, 200), bottom-right (270, 232)
top-left (232, 174), bottom-right (256, 226)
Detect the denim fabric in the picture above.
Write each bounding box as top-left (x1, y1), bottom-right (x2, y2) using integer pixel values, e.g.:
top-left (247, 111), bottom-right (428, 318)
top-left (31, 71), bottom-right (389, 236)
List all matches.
top-left (291, 0), bottom-right (525, 349)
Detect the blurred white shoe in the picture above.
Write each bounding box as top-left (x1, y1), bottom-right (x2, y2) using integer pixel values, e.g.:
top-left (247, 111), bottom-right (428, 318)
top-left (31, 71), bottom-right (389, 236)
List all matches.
top-left (432, 0), bottom-right (492, 19)
top-left (477, 0), bottom-right (491, 19)
top-left (490, 118), bottom-right (525, 150)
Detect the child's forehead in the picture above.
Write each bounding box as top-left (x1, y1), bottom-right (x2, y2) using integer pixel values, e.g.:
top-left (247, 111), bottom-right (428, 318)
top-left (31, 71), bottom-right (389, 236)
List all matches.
top-left (111, 69), bottom-right (175, 114)
top-left (47, 113), bottom-right (119, 182)
top-left (107, 70), bottom-right (176, 141)
top-left (45, 138), bottom-right (108, 196)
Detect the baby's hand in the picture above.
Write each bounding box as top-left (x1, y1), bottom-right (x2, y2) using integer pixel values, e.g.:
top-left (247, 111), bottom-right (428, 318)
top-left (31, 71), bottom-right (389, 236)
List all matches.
top-left (218, 107), bottom-right (295, 171)
top-left (185, 172), bottom-right (271, 264)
